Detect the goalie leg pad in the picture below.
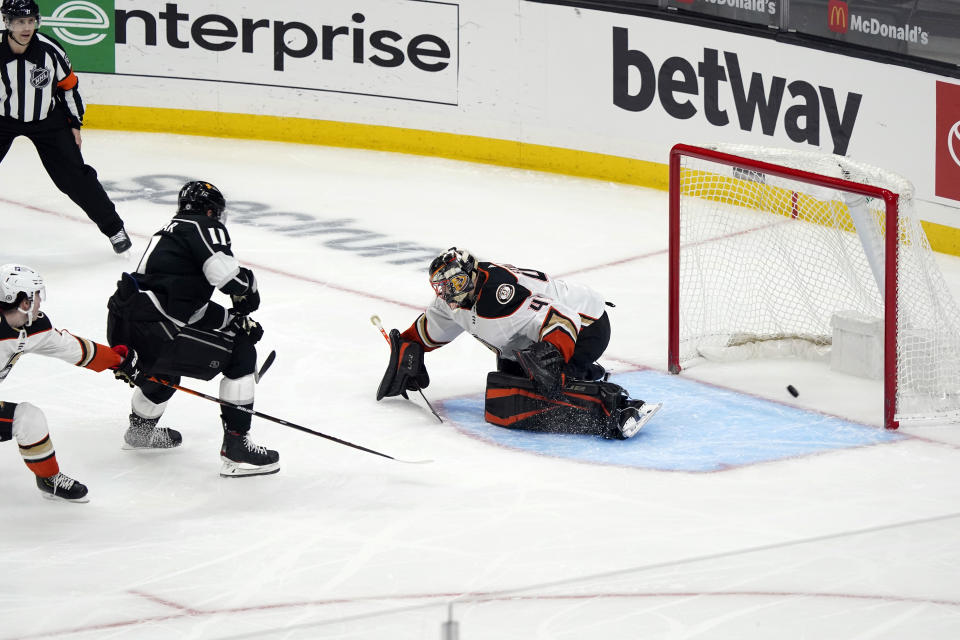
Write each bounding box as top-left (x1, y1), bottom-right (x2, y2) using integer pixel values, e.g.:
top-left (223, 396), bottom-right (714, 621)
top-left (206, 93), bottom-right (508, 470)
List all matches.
top-left (484, 372), bottom-right (628, 437)
top-left (377, 329), bottom-right (429, 401)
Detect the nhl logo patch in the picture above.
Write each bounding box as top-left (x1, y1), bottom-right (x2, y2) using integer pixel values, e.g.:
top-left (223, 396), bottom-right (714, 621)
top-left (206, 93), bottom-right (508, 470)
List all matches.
top-left (30, 67), bottom-right (51, 88)
top-left (496, 284), bottom-right (515, 303)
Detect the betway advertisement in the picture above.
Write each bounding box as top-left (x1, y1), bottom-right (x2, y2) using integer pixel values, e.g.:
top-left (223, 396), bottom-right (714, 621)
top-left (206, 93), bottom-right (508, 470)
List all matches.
top-left (519, 2), bottom-right (947, 208)
top-left (39, 0), bottom-right (460, 105)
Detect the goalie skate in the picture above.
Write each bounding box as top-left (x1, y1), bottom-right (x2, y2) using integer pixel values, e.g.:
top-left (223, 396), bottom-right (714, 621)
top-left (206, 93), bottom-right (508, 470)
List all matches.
top-left (616, 401), bottom-right (662, 439)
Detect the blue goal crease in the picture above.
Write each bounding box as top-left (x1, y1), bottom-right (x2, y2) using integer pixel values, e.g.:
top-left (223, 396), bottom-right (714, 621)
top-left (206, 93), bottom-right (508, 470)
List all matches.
top-left (440, 369), bottom-right (906, 472)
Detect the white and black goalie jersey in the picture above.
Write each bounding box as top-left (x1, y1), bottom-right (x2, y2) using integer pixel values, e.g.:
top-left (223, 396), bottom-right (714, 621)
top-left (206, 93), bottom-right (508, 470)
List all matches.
top-left (133, 213), bottom-right (253, 327)
top-left (0, 31), bottom-right (83, 125)
top-left (402, 262), bottom-right (607, 362)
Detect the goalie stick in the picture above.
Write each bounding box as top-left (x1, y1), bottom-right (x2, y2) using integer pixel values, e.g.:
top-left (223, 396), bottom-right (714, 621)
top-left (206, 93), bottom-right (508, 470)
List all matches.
top-left (145, 375), bottom-right (432, 464)
top-left (370, 314), bottom-right (443, 423)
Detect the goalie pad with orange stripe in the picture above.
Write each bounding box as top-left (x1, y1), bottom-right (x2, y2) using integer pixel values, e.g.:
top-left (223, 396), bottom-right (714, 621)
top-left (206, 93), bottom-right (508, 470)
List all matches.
top-left (484, 372), bottom-right (629, 438)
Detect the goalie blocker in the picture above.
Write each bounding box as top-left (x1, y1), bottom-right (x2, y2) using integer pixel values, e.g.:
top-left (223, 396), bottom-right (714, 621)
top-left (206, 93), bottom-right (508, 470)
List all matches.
top-left (485, 372), bottom-right (660, 439)
top-left (377, 328), bottom-right (429, 400)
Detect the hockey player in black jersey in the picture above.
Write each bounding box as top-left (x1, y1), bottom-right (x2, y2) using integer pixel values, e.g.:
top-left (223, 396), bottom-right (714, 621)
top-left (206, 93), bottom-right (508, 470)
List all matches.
top-left (377, 247), bottom-right (661, 439)
top-left (106, 181), bottom-right (279, 477)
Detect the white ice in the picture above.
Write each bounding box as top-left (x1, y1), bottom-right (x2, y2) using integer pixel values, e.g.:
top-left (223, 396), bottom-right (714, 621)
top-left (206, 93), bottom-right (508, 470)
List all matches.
top-left (1, 131), bottom-right (960, 639)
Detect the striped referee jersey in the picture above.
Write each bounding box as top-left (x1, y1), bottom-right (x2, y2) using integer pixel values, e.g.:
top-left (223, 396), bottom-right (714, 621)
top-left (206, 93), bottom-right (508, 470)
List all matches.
top-left (0, 30), bottom-right (83, 125)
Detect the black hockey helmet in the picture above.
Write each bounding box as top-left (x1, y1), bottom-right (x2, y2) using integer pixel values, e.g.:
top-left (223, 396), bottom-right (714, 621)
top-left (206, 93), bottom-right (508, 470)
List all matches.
top-left (1, 0), bottom-right (39, 21)
top-left (429, 247), bottom-right (478, 307)
top-left (178, 180), bottom-right (226, 220)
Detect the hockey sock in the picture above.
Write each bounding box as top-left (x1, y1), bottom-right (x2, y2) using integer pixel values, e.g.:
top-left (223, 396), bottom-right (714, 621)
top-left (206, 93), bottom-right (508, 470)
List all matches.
top-left (221, 403), bottom-right (253, 435)
top-left (12, 403), bottom-right (59, 477)
top-left (21, 435), bottom-right (59, 478)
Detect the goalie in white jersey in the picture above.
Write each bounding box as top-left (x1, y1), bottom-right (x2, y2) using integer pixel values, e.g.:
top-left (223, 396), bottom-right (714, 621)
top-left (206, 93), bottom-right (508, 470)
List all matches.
top-left (377, 248), bottom-right (661, 438)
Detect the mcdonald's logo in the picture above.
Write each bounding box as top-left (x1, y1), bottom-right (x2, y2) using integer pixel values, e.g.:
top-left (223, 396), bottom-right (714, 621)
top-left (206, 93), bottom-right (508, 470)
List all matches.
top-left (828, 0), bottom-right (849, 33)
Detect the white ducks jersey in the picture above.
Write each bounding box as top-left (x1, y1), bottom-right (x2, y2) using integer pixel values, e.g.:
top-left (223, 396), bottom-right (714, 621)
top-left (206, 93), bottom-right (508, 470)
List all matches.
top-left (403, 262), bottom-right (607, 362)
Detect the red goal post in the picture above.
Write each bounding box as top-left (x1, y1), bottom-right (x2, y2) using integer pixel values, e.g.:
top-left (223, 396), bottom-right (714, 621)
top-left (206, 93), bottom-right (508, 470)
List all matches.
top-left (667, 143), bottom-right (960, 430)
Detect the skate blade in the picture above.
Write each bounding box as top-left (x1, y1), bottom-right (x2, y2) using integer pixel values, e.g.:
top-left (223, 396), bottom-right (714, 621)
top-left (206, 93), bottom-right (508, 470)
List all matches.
top-left (219, 458), bottom-right (280, 478)
top-left (121, 442), bottom-right (181, 451)
top-left (40, 492), bottom-right (89, 504)
top-left (636, 402), bottom-right (662, 429)
top-left (620, 402), bottom-right (663, 439)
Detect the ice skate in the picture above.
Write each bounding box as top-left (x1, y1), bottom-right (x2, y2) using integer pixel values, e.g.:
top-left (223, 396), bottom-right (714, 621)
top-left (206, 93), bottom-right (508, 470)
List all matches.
top-left (220, 430), bottom-right (279, 477)
top-left (36, 472), bottom-right (89, 503)
top-left (615, 400), bottom-right (662, 439)
top-left (123, 413), bottom-right (182, 450)
top-left (109, 228), bottom-right (132, 254)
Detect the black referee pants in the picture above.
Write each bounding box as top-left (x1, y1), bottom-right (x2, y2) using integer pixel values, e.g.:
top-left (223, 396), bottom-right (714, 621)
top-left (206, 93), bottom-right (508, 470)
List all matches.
top-left (0, 113), bottom-right (123, 238)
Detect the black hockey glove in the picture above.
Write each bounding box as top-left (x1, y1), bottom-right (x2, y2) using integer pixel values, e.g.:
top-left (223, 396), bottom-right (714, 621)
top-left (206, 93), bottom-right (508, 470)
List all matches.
top-left (230, 315), bottom-right (264, 344)
top-left (516, 341), bottom-right (565, 399)
top-left (377, 329), bottom-right (429, 400)
top-left (111, 345), bottom-right (145, 388)
top-left (230, 267), bottom-right (260, 315)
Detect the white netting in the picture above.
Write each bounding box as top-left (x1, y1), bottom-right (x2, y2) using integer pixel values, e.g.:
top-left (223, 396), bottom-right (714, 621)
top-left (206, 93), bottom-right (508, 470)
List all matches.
top-left (675, 143), bottom-right (960, 424)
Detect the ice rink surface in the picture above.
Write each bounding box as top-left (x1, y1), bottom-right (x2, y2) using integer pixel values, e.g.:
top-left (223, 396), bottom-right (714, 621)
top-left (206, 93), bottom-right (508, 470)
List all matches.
top-left (2, 131), bottom-right (960, 639)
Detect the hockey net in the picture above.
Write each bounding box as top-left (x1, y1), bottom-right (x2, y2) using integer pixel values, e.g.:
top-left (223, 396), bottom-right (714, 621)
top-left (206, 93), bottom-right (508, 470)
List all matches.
top-left (667, 143), bottom-right (960, 429)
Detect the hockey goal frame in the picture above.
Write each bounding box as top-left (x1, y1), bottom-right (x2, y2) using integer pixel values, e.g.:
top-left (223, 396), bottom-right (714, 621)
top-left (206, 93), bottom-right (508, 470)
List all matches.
top-left (667, 143), bottom-right (902, 429)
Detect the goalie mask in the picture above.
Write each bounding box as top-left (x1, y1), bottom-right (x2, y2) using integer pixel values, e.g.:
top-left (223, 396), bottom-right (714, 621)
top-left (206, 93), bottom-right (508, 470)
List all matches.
top-left (429, 247), bottom-right (478, 308)
top-left (178, 180), bottom-right (227, 222)
top-left (0, 263), bottom-right (45, 325)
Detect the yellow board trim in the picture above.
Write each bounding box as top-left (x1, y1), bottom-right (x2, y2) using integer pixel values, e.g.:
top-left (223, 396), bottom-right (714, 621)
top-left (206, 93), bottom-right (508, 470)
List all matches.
top-left (84, 104), bottom-right (958, 255)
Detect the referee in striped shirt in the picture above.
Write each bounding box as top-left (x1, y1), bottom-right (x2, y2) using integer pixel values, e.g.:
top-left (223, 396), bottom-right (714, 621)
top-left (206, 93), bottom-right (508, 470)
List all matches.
top-left (0, 0), bottom-right (131, 254)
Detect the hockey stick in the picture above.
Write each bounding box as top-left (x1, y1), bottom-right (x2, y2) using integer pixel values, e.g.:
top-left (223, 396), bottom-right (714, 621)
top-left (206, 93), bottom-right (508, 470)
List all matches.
top-left (370, 314), bottom-right (443, 423)
top-left (254, 350), bottom-right (276, 383)
top-left (145, 375), bottom-right (432, 464)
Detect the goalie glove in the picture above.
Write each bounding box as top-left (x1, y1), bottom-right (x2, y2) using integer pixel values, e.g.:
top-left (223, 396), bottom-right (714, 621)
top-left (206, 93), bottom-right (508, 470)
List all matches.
top-left (515, 341), bottom-right (565, 399)
top-left (376, 329), bottom-right (429, 400)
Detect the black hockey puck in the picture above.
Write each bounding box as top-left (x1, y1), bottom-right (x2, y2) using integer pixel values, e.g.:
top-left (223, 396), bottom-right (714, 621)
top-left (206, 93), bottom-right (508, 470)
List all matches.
top-left (787, 385), bottom-right (799, 398)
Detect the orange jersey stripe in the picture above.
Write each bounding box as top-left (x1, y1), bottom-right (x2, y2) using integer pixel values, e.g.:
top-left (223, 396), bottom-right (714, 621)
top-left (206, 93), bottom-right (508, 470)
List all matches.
top-left (57, 71), bottom-right (78, 91)
top-left (83, 342), bottom-right (122, 372)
